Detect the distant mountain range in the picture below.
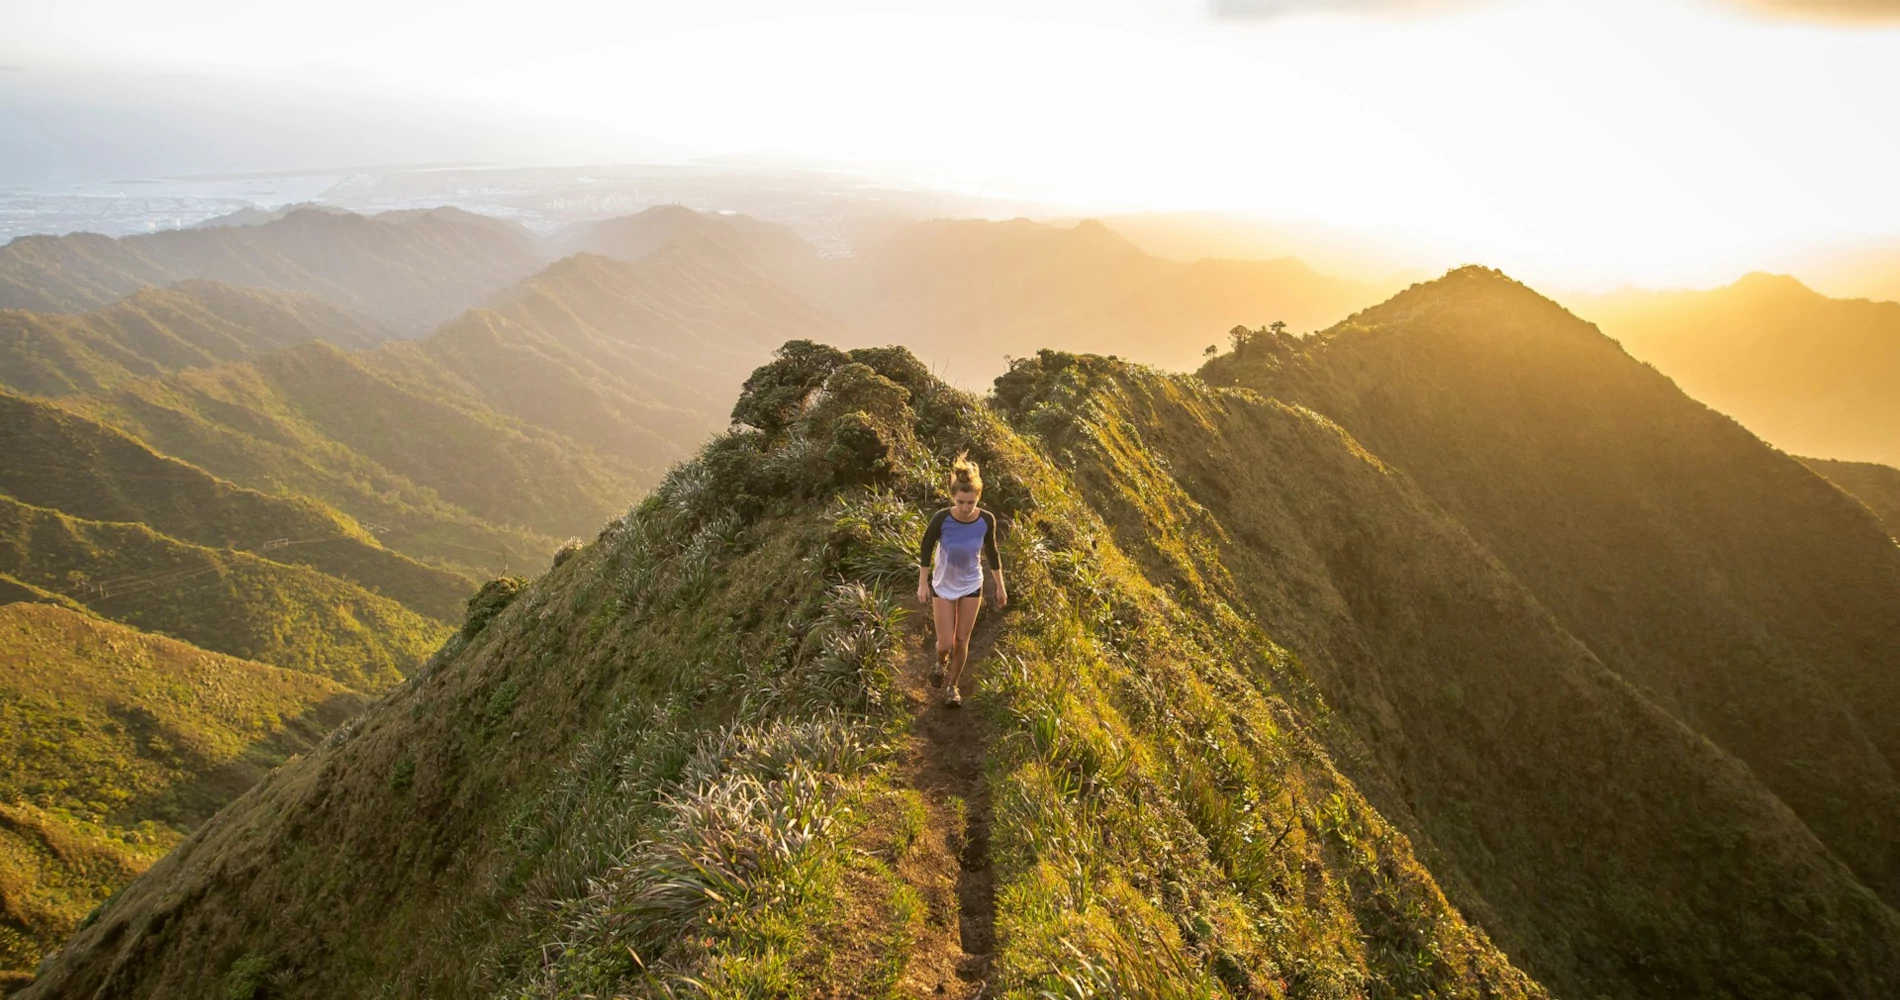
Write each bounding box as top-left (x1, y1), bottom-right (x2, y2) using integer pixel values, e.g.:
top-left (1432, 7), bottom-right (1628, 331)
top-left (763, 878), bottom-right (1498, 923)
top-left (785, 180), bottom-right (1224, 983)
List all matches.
top-left (0, 207), bottom-right (543, 331)
top-left (1579, 272), bottom-right (1900, 467)
top-left (828, 217), bottom-right (1397, 384)
top-left (534, 205), bottom-right (1399, 384)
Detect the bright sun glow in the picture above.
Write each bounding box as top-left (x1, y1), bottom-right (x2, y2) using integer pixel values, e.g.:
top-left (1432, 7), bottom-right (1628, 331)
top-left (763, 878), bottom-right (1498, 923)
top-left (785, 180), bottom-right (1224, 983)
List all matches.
top-left (3, 0), bottom-right (1897, 289)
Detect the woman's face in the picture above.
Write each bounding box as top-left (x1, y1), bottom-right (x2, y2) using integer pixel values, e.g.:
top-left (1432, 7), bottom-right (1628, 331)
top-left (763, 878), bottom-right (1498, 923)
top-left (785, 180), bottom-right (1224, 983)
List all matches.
top-left (951, 489), bottom-right (980, 516)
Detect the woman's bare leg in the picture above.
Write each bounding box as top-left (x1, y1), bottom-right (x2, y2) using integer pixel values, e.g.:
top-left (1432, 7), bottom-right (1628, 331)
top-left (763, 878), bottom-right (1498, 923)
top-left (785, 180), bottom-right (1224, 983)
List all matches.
top-left (931, 596), bottom-right (957, 685)
top-left (947, 594), bottom-right (982, 694)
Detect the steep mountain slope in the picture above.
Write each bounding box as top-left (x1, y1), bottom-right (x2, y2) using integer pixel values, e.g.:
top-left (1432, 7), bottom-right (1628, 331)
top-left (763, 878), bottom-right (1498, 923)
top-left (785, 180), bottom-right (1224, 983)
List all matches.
top-left (0, 603), bottom-right (363, 982)
top-left (25, 341), bottom-right (1900, 1000)
top-left (1804, 457), bottom-right (1900, 538)
top-left (0, 281), bottom-right (387, 398)
top-left (0, 208), bottom-right (544, 331)
top-left (836, 217), bottom-right (1385, 383)
top-left (0, 391), bottom-right (471, 619)
top-left (0, 494), bottom-right (447, 689)
top-left (1206, 266), bottom-right (1900, 911)
top-left (18, 344), bottom-right (1552, 1000)
top-left (1581, 273), bottom-right (1900, 466)
top-left (1002, 350), bottom-right (1900, 998)
top-left (376, 244), bottom-right (844, 463)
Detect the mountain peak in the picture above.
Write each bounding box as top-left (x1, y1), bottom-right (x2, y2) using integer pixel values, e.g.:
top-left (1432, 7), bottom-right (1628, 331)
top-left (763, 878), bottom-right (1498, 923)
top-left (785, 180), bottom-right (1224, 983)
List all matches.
top-left (1728, 271), bottom-right (1819, 299)
top-left (1333, 264), bottom-right (1575, 335)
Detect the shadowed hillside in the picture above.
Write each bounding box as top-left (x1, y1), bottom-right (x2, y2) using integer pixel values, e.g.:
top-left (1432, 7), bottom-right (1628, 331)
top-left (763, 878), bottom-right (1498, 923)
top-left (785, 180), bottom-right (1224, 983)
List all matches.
top-left (22, 336), bottom-right (1900, 1000)
top-left (0, 281), bottom-right (388, 398)
top-left (0, 603), bottom-right (363, 983)
top-left (1206, 266), bottom-right (1900, 914)
top-left (0, 208), bottom-right (544, 331)
top-left (0, 494), bottom-right (448, 689)
top-left (1581, 273), bottom-right (1900, 466)
top-left (834, 217), bottom-right (1388, 383)
top-left (0, 391), bottom-right (472, 619)
top-left (1804, 456), bottom-right (1900, 538)
top-left (377, 243), bottom-right (846, 463)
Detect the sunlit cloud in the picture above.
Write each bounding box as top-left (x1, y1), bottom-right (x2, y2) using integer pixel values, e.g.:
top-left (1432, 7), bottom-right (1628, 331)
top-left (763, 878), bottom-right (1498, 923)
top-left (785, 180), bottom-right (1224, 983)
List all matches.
top-left (1718, 0), bottom-right (1900, 23)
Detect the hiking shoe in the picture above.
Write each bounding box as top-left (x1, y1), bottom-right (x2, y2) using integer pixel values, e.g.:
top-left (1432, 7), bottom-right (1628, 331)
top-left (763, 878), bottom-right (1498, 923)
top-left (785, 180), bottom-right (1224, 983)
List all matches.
top-left (929, 654), bottom-right (946, 688)
top-left (946, 688), bottom-right (962, 708)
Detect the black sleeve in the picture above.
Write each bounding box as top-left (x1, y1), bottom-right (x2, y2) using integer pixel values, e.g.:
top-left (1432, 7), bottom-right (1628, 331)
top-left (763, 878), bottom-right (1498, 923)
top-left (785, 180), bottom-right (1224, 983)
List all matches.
top-left (918, 509), bottom-right (947, 568)
top-left (982, 510), bottom-right (1002, 571)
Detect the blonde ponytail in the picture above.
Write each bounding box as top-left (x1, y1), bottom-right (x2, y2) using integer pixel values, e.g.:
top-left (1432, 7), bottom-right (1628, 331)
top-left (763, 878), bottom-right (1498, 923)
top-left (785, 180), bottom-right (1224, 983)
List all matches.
top-left (949, 451), bottom-right (983, 496)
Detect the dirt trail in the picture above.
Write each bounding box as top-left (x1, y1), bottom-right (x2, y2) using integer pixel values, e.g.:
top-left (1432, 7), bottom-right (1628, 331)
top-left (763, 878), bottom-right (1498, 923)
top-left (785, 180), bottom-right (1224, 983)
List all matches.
top-left (888, 613), bottom-right (1000, 997)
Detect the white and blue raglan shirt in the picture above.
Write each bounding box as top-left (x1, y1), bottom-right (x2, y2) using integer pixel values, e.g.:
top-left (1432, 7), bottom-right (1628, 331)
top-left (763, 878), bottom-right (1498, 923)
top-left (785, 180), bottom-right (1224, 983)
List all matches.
top-left (918, 507), bottom-right (1001, 600)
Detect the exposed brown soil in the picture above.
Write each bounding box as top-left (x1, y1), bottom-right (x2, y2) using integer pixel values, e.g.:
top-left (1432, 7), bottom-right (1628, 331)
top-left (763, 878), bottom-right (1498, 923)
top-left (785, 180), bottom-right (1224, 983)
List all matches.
top-left (886, 613), bottom-right (999, 997)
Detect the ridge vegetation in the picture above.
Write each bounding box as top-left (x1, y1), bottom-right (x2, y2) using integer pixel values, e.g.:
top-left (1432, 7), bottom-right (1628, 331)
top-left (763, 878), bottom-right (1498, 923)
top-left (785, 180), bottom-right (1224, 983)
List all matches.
top-left (26, 296), bottom-right (1900, 998)
top-left (1802, 456), bottom-right (1900, 538)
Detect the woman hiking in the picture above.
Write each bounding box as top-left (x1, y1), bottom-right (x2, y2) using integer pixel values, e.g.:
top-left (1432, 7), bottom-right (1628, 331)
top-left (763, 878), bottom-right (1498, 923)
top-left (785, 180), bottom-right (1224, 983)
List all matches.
top-left (916, 452), bottom-right (1006, 707)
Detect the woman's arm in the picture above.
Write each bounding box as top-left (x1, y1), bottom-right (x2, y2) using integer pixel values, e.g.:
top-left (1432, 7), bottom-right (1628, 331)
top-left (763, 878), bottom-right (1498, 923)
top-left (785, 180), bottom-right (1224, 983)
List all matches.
top-left (916, 510), bottom-right (945, 605)
top-left (983, 510), bottom-right (1007, 607)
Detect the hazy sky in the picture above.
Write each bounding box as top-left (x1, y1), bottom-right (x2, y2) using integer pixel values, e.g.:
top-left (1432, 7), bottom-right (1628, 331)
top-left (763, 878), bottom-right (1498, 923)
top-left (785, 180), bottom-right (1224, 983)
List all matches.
top-left (4, 0), bottom-right (1898, 287)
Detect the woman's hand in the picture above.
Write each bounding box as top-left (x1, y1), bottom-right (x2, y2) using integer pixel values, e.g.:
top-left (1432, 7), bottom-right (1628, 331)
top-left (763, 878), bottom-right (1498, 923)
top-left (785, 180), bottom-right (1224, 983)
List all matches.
top-left (917, 583), bottom-right (931, 606)
top-left (994, 577), bottom-right (1008, 608)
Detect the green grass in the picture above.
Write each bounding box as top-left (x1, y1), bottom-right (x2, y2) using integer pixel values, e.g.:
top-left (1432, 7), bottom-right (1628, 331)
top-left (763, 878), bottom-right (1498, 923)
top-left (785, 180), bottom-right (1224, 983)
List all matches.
top-left (0, 602), bottom-right (363, 976)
